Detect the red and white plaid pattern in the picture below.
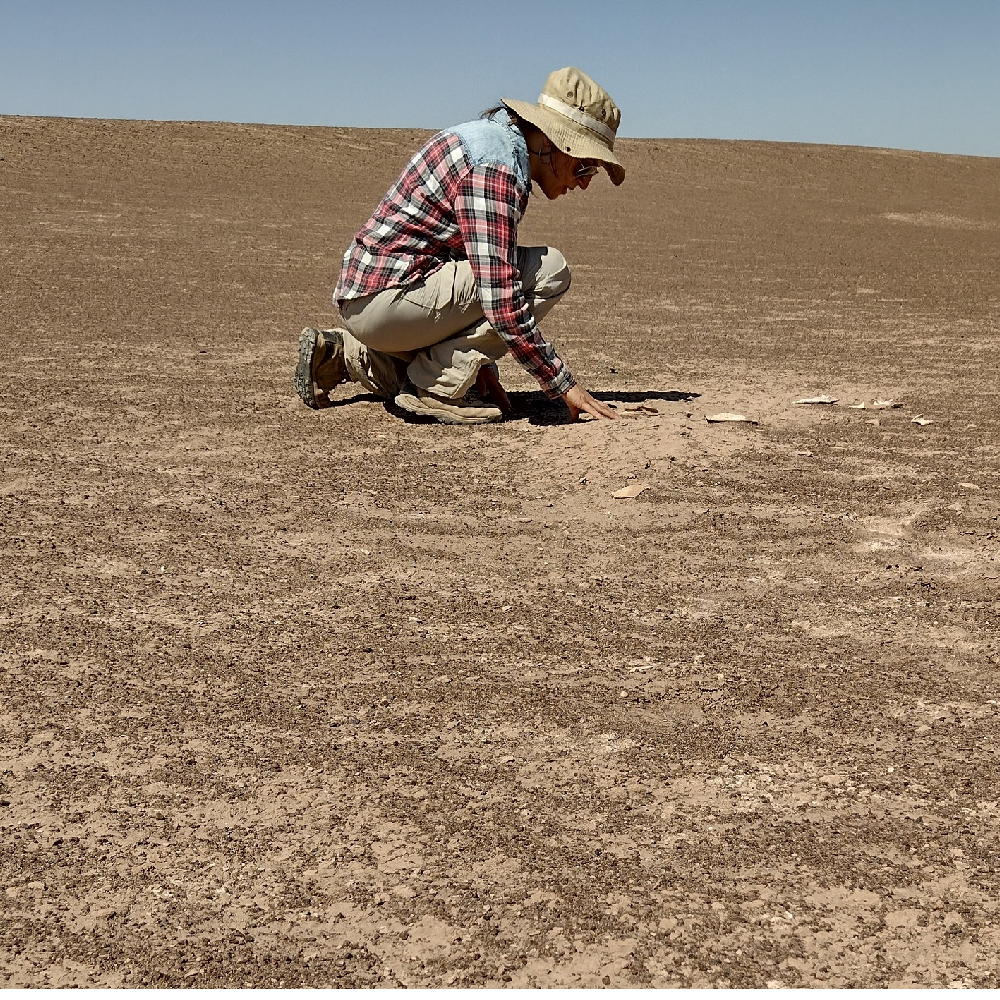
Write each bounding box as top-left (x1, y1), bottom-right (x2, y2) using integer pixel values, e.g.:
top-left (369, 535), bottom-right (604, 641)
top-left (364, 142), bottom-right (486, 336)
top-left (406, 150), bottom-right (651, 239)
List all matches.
top-left (336, 132), bottom-right (575, 399)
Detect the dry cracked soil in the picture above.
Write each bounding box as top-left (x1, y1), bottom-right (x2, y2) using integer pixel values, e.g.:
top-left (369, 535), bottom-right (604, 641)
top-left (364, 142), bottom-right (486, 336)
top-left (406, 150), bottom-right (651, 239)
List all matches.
top-left (2, 114), bottom-right (1000, 988)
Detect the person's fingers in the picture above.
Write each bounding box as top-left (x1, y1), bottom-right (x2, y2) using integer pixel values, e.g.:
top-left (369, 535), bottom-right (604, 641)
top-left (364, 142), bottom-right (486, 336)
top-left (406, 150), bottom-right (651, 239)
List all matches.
top-left (476, 365), bottom-right (513, 415)
top-left (586, 396), bottom-right (617, 419)
top-left (562, 383), bottom-right (616, 421)
top-left (575, 393), bottom-right (616, 420)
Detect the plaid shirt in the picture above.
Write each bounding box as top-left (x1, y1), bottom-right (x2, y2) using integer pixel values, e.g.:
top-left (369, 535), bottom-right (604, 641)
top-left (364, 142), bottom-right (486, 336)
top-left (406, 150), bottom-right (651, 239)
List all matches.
top-left (335, 128), bottom-right (575, 398)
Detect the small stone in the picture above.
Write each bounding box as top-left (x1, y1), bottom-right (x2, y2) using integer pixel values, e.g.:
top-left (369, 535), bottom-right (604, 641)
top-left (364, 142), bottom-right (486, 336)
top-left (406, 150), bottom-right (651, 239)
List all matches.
top-left (706, 412), bottom-right (757, 424)
top-left (612, 483), bottom-right (649, 499)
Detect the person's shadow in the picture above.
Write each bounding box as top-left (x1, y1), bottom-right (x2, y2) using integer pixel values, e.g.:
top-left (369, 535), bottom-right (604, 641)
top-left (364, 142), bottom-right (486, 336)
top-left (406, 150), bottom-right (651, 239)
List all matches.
top-left (512, 388), bottom-right (701, 426)
top-left (363, 388), bottom-right (699, 426)
top-left (324, 392), bottom-right (384, 409)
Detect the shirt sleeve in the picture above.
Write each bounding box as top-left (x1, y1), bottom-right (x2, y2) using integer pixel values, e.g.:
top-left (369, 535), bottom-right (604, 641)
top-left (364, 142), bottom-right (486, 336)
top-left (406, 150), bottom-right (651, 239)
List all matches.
top-left (453, 165), bottom-right (576, 399)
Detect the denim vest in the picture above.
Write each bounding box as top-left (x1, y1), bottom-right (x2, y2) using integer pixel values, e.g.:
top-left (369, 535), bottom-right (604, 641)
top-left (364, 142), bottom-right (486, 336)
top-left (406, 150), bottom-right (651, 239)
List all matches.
top-left (449, 110), bottom-right (531, 195)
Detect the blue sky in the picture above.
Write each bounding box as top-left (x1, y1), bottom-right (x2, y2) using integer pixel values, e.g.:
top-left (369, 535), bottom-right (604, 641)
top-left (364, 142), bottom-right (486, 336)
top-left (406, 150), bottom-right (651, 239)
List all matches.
top-left (2, 0), bottom-right (998, 157)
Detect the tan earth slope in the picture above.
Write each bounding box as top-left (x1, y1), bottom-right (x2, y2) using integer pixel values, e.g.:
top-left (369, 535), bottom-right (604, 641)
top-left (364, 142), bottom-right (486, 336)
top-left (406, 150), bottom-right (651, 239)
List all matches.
top-left (2, 115), bottom-right (1000, 987)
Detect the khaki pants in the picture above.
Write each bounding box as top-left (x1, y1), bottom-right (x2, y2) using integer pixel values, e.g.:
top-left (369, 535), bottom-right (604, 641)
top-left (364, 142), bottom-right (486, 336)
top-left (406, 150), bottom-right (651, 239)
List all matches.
top-left (338, 245), bottom-right (570, 399)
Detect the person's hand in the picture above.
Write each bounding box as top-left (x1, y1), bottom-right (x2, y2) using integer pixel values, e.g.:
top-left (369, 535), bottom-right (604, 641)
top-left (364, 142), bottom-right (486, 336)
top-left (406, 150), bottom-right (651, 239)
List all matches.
top-left (562, 383), bottom-right (617, 421)
top-left (476, 364), bottom-right (513, 416)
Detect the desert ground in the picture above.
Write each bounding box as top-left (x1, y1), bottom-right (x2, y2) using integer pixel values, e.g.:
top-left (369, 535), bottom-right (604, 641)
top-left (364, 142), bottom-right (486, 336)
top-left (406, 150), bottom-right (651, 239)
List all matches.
top-left (2, 113), bottom-right (999, 988)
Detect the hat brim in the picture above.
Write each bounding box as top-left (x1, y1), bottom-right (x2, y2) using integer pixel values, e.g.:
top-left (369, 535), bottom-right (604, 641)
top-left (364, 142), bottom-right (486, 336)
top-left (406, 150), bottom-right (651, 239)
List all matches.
top-left (502, 98), bottom-right (626, 186)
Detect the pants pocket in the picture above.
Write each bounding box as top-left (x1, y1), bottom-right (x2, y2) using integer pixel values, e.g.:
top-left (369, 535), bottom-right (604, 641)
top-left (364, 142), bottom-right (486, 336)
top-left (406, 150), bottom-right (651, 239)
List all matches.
top-left (401, 263), bottom-right (458, 316)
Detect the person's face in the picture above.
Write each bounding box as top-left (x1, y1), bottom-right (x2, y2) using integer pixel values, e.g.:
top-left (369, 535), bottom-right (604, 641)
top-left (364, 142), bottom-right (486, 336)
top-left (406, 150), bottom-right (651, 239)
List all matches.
top-left (531, 143), bottom-right (599, 200)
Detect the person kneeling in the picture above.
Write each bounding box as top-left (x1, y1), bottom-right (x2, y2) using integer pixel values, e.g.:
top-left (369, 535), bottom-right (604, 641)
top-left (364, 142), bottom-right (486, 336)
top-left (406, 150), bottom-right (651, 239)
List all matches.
top-left (294, 67), bottom-right (625, 425)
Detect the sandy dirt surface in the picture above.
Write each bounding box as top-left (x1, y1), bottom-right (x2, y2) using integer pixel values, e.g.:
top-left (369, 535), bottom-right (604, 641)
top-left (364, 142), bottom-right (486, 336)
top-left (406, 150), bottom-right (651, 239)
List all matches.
top-left (2, 115), bottom-right (1000, 988)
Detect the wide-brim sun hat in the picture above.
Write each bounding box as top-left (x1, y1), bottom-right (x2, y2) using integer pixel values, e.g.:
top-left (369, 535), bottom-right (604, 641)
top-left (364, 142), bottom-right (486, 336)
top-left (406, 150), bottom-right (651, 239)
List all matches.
top-left (502, 66), bottom-right (625, 186)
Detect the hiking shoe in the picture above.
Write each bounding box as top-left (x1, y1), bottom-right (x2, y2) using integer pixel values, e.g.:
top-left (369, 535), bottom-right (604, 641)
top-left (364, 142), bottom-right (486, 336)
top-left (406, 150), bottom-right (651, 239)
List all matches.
top-left (394, 380), bottom-right (504, 425)
top-left (294, 327), bottom-right (350, 409)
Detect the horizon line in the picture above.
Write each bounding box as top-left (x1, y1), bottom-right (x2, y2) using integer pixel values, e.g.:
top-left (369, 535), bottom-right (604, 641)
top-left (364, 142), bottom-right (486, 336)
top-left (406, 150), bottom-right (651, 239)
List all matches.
top-left (3, 112), bottom-right (996, 162)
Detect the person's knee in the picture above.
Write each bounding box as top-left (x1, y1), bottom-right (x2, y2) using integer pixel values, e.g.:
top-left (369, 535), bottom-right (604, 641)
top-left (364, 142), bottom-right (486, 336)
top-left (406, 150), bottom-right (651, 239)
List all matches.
top-left (536, 247), bottom-right (572, 299)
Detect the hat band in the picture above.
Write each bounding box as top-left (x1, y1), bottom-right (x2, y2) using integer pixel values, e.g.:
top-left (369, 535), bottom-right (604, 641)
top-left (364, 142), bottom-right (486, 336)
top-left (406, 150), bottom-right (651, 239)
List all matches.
top-left (537, 92), bottom-right (616, 144)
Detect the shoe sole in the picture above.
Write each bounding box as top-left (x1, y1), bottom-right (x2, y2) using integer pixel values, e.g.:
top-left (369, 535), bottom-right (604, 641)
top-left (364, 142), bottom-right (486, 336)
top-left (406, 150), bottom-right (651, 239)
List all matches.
top-left (293, 328), bottom-right (331, 410)
top-left (394, 388), bottom-right (503, 425)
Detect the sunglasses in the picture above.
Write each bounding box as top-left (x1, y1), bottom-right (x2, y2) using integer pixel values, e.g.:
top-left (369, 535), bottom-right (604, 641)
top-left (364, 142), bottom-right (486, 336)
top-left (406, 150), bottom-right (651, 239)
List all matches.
top-left (573, 161), bottom-right (600, 179)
